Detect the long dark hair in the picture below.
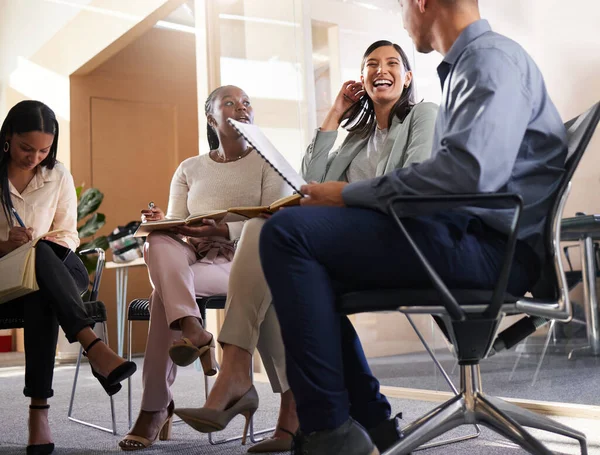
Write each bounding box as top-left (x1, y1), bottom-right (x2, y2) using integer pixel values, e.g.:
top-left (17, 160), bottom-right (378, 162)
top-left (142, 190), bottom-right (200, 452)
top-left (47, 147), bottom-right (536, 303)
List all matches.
top-left (342, 40), bottom-right (416, 138)
top-left (0, 100), bottom-right (59, 223)
top-left (205, 86), bottom-right (225, 151)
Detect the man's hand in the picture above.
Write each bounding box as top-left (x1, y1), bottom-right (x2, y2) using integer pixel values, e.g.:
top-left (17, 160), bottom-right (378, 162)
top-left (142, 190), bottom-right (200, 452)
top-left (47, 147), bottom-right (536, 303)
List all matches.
top-left (300, 182), bottom-right (348, 207)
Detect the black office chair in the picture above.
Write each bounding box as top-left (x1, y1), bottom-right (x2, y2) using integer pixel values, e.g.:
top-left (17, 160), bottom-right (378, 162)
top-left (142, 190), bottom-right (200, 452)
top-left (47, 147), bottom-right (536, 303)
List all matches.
top-left (339, 102), bottom-right (600, 455)
top-left (0, 248), bottom-right (116, 434)
top-left (126, 296), bottom-right (275, 445)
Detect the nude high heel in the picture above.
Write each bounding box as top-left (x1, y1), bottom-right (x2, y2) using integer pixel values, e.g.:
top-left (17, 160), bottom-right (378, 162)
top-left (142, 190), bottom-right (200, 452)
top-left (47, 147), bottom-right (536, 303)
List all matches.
top-left (174, 386), bottom-right (259, 445)
top-left (168, 335), bottom-right (218, 376)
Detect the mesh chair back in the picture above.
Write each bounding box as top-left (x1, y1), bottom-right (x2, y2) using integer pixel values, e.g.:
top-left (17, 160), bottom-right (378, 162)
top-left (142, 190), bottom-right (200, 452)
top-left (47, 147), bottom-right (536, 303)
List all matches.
top-left (532, 102), bottom-right (600, 299)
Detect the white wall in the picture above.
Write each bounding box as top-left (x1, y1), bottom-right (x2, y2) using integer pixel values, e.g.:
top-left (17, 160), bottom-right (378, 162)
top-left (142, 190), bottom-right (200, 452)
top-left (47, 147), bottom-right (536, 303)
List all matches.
top-left (0, 0), bottom-right (91, 118)
top-left (480, 0), bottom-right (600, 222)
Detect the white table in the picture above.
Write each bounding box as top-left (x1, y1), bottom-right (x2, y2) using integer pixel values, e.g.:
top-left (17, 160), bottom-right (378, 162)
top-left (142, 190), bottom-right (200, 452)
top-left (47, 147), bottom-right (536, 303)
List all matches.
top-left (105, 258), bottom-right (146, 357)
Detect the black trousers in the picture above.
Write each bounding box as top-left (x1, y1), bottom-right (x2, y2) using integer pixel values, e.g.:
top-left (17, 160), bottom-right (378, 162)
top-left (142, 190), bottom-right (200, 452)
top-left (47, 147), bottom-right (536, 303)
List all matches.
top-left (0, 241), bottom-right (94, 399)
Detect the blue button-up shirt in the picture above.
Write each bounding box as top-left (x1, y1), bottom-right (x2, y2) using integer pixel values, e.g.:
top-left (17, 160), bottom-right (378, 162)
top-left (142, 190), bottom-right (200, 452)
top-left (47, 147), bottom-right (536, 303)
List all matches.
top-left (343, 19), bottom-right (567, 261)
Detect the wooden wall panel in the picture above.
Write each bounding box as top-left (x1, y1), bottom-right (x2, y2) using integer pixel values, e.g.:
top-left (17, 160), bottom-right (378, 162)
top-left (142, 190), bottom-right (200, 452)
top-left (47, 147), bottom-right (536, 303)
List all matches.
top-left (70, 27), bottom-right (198, 354)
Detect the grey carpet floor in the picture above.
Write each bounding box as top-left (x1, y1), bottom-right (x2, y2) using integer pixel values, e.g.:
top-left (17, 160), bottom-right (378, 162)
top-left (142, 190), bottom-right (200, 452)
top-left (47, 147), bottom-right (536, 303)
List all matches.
top-left (1, 358), bottom-right (599, 454)
top-left (369, 340), bottom-right (600, 407)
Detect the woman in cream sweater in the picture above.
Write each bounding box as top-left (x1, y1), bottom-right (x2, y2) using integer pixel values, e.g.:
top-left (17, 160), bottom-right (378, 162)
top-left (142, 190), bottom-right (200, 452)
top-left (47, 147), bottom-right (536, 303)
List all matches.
top-left (119, 85), bottom-right (291, 451)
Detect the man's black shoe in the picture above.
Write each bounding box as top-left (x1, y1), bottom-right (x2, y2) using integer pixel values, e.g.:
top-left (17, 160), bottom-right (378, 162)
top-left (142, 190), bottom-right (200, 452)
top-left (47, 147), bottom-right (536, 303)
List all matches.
top-left (291, 418), bottom-right (379, 455)
top-left (367, 413), bottom-right (412, 454)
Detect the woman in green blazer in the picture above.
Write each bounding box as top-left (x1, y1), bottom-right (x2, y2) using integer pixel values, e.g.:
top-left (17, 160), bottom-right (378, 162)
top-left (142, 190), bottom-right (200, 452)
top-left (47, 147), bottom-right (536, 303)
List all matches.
top-left (303, 40), bottom-right (438, 183)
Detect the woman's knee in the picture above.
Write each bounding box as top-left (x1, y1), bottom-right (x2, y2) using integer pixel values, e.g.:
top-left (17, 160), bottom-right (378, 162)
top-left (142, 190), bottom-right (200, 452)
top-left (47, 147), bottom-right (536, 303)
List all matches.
top-left (144, 232), bottom-right (179, 264)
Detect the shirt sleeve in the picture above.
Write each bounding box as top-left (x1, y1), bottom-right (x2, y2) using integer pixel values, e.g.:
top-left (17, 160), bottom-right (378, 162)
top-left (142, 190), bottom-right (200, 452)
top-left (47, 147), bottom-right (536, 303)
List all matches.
top-left (50, 171), bottom-right (80, 250)
top-left (342, 49), bottom-right (532, 213)
top-left (166, 163), bottom-right (190, 220)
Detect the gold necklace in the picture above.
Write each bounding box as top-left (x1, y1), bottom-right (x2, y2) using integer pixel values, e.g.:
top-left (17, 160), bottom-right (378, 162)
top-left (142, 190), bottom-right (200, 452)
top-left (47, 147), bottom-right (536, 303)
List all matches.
top-left (213, 146), bottom-right (253, 163)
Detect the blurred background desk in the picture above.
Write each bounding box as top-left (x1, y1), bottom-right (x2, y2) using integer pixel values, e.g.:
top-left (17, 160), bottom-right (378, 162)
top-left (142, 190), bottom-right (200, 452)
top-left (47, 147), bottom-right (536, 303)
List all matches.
top-left (561, 214), bottom-right (600, 357)
top-left (105, 258), bottom-right (146, 357)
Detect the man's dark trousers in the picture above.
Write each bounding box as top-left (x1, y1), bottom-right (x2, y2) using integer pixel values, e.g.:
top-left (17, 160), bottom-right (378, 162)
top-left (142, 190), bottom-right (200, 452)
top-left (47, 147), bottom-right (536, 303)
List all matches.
top-left (259, 206), bottom-right (536, 434)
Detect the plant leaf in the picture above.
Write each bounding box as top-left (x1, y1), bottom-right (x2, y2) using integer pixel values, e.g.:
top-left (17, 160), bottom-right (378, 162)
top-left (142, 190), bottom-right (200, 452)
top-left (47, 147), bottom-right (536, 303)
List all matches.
top-left (77, 188), bottom-right (104, 221)
top-left (78, 213), bottom-right (106, 238)
top-left (75, 185), bottom-right (84, 200)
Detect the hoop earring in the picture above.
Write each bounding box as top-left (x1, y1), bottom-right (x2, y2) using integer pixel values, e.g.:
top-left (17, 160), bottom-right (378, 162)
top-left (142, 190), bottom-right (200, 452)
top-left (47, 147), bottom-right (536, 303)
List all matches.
top-left (3, 142), bottom-right (8, 153)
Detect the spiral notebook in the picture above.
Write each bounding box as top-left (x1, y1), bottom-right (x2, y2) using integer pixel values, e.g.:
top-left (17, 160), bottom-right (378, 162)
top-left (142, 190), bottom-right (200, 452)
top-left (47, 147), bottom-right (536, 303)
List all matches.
top-left (228, 119), bottom-right (306, 195)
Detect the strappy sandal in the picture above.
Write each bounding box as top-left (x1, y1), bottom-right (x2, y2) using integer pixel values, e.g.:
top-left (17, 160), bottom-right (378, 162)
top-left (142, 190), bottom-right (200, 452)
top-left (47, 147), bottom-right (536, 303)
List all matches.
top-left (119, 401), bottom-right (174, 451)
top-left (168, 335), bottom-right (218, 375)
top-left (84, 338), bottom-right (137, 395)
top-left (27, 405), bottom-right (54, 455)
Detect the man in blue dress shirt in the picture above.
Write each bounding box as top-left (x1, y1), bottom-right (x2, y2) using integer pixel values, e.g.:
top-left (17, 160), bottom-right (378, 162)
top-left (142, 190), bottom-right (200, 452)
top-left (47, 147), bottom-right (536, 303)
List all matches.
top-left (259, 1), bottom-right (567, 454)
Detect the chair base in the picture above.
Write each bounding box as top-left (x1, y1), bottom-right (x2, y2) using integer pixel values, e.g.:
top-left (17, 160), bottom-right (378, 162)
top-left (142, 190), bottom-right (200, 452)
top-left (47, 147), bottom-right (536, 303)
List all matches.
top-left (68, 322), bottom-right (117, 435)
top-left (384, 365), bottom-right (587, 455)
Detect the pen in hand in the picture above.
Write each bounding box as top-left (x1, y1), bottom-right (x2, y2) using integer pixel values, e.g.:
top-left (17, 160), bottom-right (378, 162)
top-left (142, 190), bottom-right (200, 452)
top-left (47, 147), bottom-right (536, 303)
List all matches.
top-left (11, 207), bottom-right (26, 228)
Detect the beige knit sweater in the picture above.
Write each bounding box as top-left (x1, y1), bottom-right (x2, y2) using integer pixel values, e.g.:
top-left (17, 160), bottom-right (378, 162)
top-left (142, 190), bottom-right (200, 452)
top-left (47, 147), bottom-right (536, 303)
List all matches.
top-left (166, 151), bottom-right (291, 240)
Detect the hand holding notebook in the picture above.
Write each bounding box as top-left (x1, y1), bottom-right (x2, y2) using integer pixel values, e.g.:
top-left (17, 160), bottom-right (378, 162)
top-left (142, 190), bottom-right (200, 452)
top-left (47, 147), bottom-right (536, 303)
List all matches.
top-left (0, 229), bottom-right (72, 304)
top-left (133, 210), bottom-right (229, 238)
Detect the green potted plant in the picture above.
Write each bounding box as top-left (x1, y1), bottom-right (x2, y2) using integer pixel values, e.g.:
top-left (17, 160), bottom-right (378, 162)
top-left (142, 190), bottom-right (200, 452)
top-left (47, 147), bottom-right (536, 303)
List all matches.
top-left (76, 186), bottom-right (109, 273)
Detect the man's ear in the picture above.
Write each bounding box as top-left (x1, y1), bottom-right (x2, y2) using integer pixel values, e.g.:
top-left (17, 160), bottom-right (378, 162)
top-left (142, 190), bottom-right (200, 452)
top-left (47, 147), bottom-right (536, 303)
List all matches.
top-left (417, 0), bottom-right (428, 13)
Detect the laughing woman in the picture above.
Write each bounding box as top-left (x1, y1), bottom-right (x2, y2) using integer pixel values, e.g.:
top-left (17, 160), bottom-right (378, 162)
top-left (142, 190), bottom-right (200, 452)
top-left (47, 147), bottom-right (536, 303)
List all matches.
top-left (303, 39), bottom-right (438, 184)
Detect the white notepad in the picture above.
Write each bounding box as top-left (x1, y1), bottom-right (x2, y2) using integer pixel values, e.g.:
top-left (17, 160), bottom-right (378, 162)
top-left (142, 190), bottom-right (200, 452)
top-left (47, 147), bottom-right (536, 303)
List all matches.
top-left (228, 119), bottom-right (307, 195)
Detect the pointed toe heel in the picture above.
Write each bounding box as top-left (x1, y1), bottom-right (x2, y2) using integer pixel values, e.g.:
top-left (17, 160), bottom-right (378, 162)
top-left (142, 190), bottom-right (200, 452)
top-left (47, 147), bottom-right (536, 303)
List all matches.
top-left (175, 385), bottom-right (259, 444)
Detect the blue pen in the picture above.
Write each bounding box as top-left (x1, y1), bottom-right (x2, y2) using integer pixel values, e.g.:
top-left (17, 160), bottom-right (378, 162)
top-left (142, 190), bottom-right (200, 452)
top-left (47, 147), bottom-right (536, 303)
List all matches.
top-left (11, 207), bottom-right (26, 228)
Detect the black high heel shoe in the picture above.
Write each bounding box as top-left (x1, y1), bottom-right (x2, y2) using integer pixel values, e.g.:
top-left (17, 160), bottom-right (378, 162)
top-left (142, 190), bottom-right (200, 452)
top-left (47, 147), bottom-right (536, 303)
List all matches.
top-left (27, 405), bottom-right (54, 455)
top-left (83, 338), bottom-right (137, 396)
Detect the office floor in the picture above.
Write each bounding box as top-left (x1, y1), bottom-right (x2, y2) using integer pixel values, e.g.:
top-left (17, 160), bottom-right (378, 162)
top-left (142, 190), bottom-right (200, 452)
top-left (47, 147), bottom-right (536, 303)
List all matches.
top-left (371, 335), bottom-right (600, 407)
top-left (0, 357), bottom-right (599, 454)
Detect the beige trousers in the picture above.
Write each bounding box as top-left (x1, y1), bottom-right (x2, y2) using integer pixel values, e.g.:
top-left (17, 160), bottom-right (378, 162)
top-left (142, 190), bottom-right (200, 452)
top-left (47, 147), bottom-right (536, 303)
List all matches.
top-left (218, 218), bottom-right (289, 394)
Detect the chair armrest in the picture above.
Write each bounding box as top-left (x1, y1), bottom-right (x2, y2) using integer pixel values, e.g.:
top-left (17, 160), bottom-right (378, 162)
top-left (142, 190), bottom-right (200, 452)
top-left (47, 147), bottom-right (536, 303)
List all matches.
top-left (79, 248), bottom-right (106, 302)
top-left (386, 193), bottom-right (523, 321)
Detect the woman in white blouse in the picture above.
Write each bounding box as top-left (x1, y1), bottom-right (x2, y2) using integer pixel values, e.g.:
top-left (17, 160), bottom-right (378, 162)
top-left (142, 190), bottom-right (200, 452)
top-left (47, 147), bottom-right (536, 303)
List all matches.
top-left (0, 101), bottom-right (136, 455)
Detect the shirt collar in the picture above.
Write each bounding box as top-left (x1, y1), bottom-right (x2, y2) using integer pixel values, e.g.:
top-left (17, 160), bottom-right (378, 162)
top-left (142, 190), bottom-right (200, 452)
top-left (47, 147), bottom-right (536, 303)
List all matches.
top-left (9, 164), bottom-right (60, 198)
top-left (443, 19), bottom-right (491, 65)
top-left (39, 164), bottom-right (60, 183)
top-left (436, 19), bottom-right (491, 88)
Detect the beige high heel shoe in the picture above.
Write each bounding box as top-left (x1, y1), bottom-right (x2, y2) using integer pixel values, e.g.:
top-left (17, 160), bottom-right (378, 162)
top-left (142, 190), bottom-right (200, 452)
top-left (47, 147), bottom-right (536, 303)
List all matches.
top-left (119, 401), bottom-right (174, 451)
top-left (174, 386), bottom-right (259, 445)
top-left (168, 335), bottom-right (218, 375)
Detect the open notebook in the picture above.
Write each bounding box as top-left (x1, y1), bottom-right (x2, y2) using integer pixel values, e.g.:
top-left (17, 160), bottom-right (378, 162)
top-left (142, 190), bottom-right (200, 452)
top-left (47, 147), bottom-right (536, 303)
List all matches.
top-left (133, 210), bottom-right (229, 238)
top-left (0, 229), bottom-right (70, 304)
top-left (228, 193), bottom-right (302, 219)
top-left (226, 118), bottom-right (306, 217)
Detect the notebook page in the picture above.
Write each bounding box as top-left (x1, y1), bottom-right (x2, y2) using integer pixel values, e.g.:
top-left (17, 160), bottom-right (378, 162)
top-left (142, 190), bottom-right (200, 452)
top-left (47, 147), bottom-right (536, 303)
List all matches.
top-left (228, 119), bottom-right (306, 194)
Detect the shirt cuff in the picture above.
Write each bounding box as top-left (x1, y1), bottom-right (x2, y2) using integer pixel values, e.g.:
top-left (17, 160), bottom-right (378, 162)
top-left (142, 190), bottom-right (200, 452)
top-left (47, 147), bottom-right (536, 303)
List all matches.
top-left (342, 179), bottom-right (380, 209)
top-left (226, 221), bottom-right (245, 242)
